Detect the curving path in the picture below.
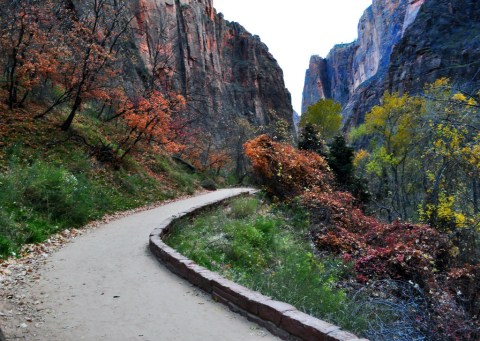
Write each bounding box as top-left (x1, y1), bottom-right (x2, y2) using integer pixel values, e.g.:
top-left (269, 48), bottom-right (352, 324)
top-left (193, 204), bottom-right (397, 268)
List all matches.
top-left (29, 189), bottom-right (278, 341)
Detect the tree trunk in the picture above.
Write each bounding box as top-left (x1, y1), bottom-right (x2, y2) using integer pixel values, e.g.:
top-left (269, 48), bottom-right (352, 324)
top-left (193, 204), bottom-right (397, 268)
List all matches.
top-left (61, 95), bottom-right (82, 131)
top-left (8, 82), bottom-right (17, 109)
top-left (473, 177), bottom-right (479, 214)
top-left (19, 90), bottom-right (29, 107)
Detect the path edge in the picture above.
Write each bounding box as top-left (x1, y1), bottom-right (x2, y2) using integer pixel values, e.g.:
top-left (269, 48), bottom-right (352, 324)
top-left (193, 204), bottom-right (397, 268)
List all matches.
top-left (149, 189), bottom-right (368, 341)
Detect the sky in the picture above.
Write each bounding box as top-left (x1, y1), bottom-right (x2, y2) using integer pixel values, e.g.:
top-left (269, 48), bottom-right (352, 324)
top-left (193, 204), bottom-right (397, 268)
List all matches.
top-left (213, 0), bottom-right (373, 114)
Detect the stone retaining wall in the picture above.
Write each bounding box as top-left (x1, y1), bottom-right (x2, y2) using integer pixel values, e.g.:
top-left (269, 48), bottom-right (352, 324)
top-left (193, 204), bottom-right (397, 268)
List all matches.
top-left (149, 193), bottom-right (368, 341)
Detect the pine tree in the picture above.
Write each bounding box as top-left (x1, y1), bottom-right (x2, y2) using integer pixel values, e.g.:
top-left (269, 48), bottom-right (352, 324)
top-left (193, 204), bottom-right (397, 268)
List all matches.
top-left (328, 135), bottom-right (354, 185)
top-left (328, 135), bottom-right (370, 204)
top-left (298, 123), bottom-right (325, 156)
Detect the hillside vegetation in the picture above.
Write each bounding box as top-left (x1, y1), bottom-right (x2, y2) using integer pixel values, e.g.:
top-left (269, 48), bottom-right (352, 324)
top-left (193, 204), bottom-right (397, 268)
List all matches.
top-left (0, 93), bottom-right (201, 257)
top-left (0, 1), bottom-right (242, 257)
top-left (248, 82), bottom-right (480, 339)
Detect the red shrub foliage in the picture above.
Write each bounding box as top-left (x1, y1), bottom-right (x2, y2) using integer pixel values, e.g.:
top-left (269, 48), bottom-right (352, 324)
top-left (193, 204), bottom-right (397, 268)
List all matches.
top-left (244, 135), bottom-right (333, 198)
top-left (244, 135), bottom-right (479, 339)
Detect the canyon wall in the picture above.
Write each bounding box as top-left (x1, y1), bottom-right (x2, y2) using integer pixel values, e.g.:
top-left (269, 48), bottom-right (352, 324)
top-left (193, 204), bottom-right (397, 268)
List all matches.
top-left (302, 0), bottom-right (480, 128)
top-left (73, 0), bottom-right (294, 148)
top-left (130, 0), bottom-right (294, 144)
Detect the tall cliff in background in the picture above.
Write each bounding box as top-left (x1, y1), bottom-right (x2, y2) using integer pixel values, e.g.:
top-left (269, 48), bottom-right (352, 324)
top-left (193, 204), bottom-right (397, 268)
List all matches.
top-left (129, 0), bottom-right (294, 144)
top-left (302, 0), bottom-right (480, 128)
top-left (71, 0), bottom-right (293, 148)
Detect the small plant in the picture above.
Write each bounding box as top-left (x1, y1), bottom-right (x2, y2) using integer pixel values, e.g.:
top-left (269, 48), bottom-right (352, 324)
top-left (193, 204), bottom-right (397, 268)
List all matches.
top-left (230, 197), bottom-right (259, 218)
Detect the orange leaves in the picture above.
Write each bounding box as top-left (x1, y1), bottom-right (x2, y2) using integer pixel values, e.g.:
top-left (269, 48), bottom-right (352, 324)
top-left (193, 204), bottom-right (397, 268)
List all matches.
top-left (244, 135), bottom-right (333, 198)
top-left (0, 0), bottom-right (59, 106)
top-left (115, 90), bottom-right (186, 158)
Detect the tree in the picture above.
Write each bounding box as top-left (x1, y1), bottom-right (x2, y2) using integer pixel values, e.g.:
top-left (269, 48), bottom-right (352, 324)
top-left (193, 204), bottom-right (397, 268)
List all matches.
top-left (300, 99), bottom-right (342, 141)
top-left (352, 80), bottom-right (480, 232)
top-left (33, 0), bottom-right (134, 130)
top-left (328, 135), bottom-right (354, 184)
top-left (298, 123), bottom-right (326, 156)
top-left (351, 91), bottom-right (425, 221)
top-left (116, 90), bottom-right (186, 159)
top-left (419, 79), bottom-right (480, 232)
top-left (327, 135), bottom-right (370, 204)
top-left (0, 1), bottom-right (57, 109)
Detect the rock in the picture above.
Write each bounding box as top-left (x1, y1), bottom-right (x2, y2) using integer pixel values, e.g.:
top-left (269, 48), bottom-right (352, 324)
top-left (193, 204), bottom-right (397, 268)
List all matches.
top-left (302, 0), bottom-right (480, 129)
top-left (292, 110), bottom-right (300, 135)
top-left (200, 178), bottom-right (217, 191)
top-left (75, 0), bottom-right (294, 153)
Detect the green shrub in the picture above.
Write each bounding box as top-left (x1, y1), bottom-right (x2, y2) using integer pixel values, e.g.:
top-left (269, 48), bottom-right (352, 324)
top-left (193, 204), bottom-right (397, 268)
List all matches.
top-left (230, 197), bottom-right (260, 218)
top-left (0, 155), bottom-right (134, 257)
top-left (20, 162), bottom-right (94, 225)
top-left (0, 211), bottom-right (17, 255)
top-left (152, 156), bottom-right (198, 194)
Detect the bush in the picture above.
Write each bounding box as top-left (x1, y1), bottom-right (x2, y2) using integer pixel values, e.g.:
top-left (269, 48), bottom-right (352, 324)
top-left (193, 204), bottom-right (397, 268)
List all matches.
top-left (230, 197), bottom-right (259, 218)
top-left (20, 162), bottom-right (94, 225)
top-left (0, 160), bottom-right (101, 256)
top-left (244, 134), bottom-right (333, 199)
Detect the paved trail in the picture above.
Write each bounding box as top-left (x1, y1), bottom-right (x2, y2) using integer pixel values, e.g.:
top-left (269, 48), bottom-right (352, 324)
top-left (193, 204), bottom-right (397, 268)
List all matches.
top-left (27, 189), bottom-right (278, 341)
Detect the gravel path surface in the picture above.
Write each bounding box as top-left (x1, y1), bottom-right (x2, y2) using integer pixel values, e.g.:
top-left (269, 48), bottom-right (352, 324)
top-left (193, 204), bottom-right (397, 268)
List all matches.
top-left (1, 189), bottom-right (278, 340)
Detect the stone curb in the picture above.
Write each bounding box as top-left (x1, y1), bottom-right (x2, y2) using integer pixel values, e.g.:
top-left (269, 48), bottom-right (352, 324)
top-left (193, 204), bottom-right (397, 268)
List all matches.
top-left (149, 190), bottom-right (368, 341)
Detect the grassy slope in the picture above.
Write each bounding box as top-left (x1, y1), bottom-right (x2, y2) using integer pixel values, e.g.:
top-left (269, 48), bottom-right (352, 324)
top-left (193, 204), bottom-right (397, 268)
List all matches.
top-left (165, 196), bottom-right (369, 335)
top-left (0, 94), bottom-right (200, 257)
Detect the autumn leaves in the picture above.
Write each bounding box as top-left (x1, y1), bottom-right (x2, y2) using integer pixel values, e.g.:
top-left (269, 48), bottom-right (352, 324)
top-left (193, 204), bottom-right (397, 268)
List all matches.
top-left (1, 0), bottom-right (186, 159)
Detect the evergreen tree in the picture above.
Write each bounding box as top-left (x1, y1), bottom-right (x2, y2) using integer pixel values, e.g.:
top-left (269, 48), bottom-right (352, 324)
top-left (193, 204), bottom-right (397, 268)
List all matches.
top-left (298, 123), bottom-right (325, 156)
top-left (328, 135), bottom-right (354, 185)
top-left (328, 135), bottom-right (370, 204)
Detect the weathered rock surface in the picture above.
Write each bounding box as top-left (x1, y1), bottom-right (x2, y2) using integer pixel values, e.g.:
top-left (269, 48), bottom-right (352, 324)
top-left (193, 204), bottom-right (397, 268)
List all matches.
top-left (68, 0), bottom-right (293, 151)
top-left (293, 110), bottom-right (300, 134)
top-left (128, 0), bottom-right (294, 145)
top-left (302, 0), bottom-right (480, 128)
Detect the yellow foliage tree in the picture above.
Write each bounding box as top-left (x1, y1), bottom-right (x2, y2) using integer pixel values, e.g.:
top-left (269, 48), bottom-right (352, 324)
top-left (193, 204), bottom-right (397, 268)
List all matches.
top-left (300, 99), bottom-right (342, 141)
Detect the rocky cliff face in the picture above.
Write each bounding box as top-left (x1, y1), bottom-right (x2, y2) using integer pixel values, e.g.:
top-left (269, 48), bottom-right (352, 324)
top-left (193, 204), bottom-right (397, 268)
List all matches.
top-left (72, 0), bottom-right (293, 149)
top-left (302, 0), bottom-right (480, 128)
top-left (129, 0), bottom-right (293, 145)
top-left (387, 0), bottom-right (480, 94)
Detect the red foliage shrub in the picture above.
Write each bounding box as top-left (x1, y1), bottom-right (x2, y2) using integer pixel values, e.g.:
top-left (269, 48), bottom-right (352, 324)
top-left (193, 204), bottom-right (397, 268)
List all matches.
top-left (244, 135), bottom-right (333, 199)
top-left (244, 135), bottom-right (479, 339)
top-left (447, 264), bottom-right (480, 317)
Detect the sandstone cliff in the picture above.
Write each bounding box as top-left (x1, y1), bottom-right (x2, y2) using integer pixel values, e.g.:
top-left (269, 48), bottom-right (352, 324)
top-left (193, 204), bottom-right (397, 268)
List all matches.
top-left (302, 0), bottom-right (480, 128)
top-left (72, 0), bottom-right (293, 150)
top-left (129, 0), bottom-right (294, 145)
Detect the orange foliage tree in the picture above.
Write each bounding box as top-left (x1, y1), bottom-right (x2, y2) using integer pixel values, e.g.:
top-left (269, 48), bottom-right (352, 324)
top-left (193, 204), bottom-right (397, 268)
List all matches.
top-left (32, 0), bottom-right (134, 130)
top-left (0, 1), bottom-right (57, 109)
top-left (244, 134), bottom-right (333, 199)
top-left (115, 90), bottom-right (186, 159)
top-left (176, 130), bottom-right (231, 174)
